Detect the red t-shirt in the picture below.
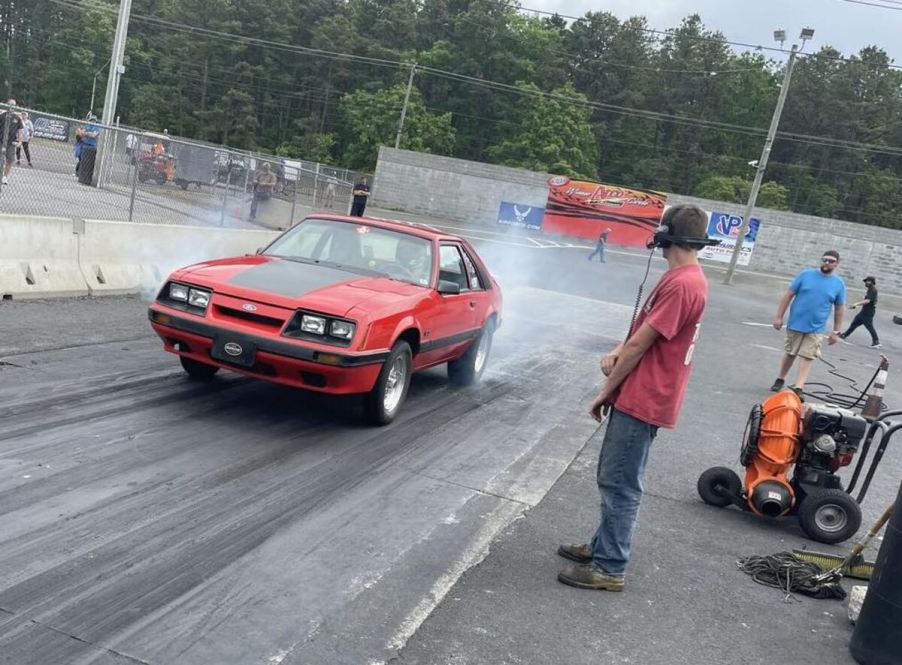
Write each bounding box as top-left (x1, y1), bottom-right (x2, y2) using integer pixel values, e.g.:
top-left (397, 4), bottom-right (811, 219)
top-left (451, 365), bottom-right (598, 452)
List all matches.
top-left (614, 264), bottom-right (708, 429)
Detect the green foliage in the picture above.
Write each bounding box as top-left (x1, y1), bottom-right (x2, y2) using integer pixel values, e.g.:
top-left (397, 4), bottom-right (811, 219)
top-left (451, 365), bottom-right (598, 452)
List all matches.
top-left (3, 0), bottom-right (901, 227)
top-left (337, 83), bottom-right (455, 171)
top-left (694, 175), bottom-right (790, 210)
top-left (486, 82), bottom-right (598, 179)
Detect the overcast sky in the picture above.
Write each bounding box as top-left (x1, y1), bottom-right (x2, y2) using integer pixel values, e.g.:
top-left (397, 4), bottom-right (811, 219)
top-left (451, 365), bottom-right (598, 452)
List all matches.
top-left (527, 0), bottom-right (902, 63)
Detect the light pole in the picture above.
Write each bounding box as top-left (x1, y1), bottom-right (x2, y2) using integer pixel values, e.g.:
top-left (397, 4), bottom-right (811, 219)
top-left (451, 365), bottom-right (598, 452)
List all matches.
top-left (96, 0), bottom-right (132, 186)
top-left (723, 27), bottom-right (815, 284)
top-left (395, 63), bottom-right (416, 150)
top-left (89, 59), bottom-right (111, 114)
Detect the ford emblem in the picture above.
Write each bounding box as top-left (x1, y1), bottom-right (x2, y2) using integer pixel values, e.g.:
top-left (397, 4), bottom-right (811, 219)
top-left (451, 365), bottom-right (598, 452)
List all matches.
top-left (242, 303), bottom-right (258, 312)
top-left (224, 342), bottom-right (243, 357)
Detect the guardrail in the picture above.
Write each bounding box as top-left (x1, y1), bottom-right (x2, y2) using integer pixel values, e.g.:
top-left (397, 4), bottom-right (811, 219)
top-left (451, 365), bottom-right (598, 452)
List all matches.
top-left (0, 214), bottom-right (278, 300)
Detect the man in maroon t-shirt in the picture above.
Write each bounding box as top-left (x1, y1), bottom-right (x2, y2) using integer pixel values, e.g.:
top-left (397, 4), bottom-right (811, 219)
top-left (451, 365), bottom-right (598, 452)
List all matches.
top-left (557, 204), bottom-right (710, 591)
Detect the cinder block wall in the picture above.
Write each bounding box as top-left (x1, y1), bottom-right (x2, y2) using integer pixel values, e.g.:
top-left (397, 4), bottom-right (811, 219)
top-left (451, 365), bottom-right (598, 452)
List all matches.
top-left (372, 147), bottom-right (902, 295)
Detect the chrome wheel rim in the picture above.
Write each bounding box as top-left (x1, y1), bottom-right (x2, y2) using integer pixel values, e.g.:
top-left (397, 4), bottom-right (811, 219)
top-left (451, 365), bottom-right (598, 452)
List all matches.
top-left (814, 503), bottom-right (848, 533)
top-left (474, 333), bottom-right (490, 374)
top-left (383, 356), bottom-right (407, 414)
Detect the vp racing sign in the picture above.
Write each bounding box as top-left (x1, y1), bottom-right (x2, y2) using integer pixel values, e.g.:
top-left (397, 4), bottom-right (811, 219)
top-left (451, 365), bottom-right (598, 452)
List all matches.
top-left (31, 115), bottom-right (71, 142)
top-left (697, 211), bottom-right (761, 267)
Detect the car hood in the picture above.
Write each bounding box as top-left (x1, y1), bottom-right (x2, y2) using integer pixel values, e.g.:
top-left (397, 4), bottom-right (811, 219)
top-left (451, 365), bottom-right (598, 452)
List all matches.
top-left (176, 255), bottom-right (420, 316)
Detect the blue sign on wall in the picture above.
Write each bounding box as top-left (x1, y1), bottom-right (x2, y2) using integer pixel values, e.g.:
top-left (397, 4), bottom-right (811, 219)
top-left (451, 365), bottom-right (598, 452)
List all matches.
top-left (707, 211), bottom-right (760, 242)
top-left (497, 201), bottom-right (544, 230)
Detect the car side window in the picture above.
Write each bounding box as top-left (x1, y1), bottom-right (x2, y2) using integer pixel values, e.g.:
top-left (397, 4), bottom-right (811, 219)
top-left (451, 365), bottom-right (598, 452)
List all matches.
top-left (461, 249), bottom-right (483, 291)
top-left (438, 245), bottom-right (469, 292)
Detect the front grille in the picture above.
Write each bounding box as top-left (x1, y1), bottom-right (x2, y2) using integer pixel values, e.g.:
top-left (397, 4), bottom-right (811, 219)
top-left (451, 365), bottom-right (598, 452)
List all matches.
top-left (215, 305), bottom-right (285, 330)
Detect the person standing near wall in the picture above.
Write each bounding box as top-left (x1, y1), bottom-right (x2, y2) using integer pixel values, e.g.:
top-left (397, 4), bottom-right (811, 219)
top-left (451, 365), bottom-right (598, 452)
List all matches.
top-left (841, 276), bottom-right (881, 349)
top-left (350, 176), bottom-right (370, 216)
top-left (1, 99), bottom-right (24, 186)
top-left (250, 163), bottom-right (277, 221)
top-left (76, 113), bottom-right (101, 185)
top-left (16, 111), bottom-right (33, 167)
top-left (770, 250), bottom-right (846, 393)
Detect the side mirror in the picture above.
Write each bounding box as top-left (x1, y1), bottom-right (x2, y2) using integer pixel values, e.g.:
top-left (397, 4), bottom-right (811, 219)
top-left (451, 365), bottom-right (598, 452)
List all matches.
top-left (437, 280), bottom-right (461, 295)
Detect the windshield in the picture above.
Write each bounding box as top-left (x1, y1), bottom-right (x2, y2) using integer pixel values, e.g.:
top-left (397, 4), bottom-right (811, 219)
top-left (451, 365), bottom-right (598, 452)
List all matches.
top-left (264, 218), bottom-right (434, 287)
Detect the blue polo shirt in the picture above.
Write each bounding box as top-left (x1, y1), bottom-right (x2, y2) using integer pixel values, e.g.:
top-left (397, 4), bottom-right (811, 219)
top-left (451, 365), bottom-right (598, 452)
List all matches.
top-left (787, 268), bottom-right (846, 333)
top-left (82, 123), bottom-right (100, 147)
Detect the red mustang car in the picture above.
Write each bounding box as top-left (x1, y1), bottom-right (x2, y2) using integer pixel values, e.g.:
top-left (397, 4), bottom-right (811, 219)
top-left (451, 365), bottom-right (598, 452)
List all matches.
top-left (149, 214), bottom-right (503, 424)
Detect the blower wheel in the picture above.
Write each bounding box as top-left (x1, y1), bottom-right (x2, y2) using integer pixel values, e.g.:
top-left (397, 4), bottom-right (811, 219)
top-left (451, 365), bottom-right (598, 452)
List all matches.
top-left (798, 488), bottom-right (862, 544)
top-left (697, 466), bottom-right (742, 508)
top-left (740, 404), bottom-right (762, 467)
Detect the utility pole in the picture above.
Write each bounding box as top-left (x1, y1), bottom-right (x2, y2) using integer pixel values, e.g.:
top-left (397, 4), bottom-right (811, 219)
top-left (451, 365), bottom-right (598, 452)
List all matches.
top-left (96, 0), bottom-right (132, 186)
top-left (395, 63), bottom-right (416, 150)
top-left (724, 28), bottom-right (814, 284)
top-left (90, 59), bottom-right (111, 114)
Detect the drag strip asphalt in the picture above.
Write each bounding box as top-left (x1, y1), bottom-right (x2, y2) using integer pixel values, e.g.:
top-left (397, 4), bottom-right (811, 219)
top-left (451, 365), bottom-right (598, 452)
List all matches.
top-left (0, 246), bottom-right (644, 665)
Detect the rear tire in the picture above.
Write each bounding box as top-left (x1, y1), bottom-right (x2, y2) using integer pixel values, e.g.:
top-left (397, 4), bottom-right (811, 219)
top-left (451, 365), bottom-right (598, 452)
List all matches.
top-left (798, 488), bottom-right (862, 544)
top-left (448, 322), bottom-right (494, 386)
top-left (697, 466), bottom-right (742, 508)
top-left (364, 341), bottom-right (412, 426)
top-left (180, 356), bottom-right (219, 381)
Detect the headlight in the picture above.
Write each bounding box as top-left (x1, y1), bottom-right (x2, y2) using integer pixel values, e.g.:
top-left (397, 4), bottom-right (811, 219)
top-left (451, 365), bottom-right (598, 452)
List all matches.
top-left (169, 283), bottom-right (189, 301)
top-left (188, 288), bottom-right (211, 308)
top-left (330, 320), bottom-right (356, 340)
top-left (301, 314), bottom-right (326, 335)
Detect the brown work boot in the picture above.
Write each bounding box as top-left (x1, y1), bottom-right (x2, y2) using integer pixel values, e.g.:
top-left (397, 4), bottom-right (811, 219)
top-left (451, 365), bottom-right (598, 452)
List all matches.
top-left (557, 543), bottom-right (592, 564)
top-left (557, 563), bottom-right (625, 591)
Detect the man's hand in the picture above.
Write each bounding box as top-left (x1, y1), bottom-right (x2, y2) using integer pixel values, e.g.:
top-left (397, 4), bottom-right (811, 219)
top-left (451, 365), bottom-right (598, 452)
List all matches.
top-left (773, 317), bottom-right (784, 331)
top-left (600, 351), bottom-right (619, 377)
top-left (828, 332), bottom-right (840, 346)
top-left (589, 388), bottom-right (611, 422)
top-left (848, 304), bottom-right (858, 310)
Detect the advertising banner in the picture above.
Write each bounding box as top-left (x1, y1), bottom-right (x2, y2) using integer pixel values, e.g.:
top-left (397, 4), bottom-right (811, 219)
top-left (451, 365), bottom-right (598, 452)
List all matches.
top-left (31, 115), bottom-right (70, 142)
top-left (698, 211), bottom-right (761, 266)
top-left (497, 201), bottom-right (545, 230)
top-left (542, 176), bottom-right (667, 247)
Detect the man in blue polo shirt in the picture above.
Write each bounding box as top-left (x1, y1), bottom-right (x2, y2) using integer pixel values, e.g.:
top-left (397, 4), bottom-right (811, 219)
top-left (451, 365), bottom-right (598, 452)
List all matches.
top-left (771, 250), bottom-right (846, 393)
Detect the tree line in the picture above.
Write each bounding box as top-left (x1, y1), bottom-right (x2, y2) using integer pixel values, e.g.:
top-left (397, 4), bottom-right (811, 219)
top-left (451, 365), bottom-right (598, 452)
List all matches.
top-left (3, 0), bottom-right (901, 227)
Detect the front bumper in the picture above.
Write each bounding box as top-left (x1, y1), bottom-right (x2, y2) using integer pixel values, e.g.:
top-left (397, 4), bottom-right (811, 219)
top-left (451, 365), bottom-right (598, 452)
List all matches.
top-left (149, 308), bottom-right (385, 394)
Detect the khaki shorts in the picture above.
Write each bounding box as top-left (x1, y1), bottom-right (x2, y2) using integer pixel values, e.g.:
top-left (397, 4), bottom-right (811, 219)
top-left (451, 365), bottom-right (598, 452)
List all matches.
top-left (785, 330), bottom-right (822, 360)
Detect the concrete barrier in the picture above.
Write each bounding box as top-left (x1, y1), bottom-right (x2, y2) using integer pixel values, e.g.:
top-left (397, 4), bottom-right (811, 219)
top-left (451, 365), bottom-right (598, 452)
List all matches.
top-left (78, 220), bottom-right (279, 295)
top-left (0, 214), bottom-right (90, 299)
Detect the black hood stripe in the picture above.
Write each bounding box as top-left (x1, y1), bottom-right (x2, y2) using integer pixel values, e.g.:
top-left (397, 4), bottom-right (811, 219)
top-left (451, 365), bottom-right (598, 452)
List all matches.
top-left (228, 259), bottom-right (357, 298)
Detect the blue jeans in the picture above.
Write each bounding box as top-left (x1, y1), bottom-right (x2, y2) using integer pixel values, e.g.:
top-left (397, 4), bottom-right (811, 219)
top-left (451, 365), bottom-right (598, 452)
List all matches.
top-left (587, 244), bottom-right (605, 262)
top-left (590, 408), bottom-right (658, 576)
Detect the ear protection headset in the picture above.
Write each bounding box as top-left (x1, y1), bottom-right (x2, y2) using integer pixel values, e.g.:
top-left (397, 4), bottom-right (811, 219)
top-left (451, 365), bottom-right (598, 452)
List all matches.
top-left (646, 224), bottom-right (722, 250)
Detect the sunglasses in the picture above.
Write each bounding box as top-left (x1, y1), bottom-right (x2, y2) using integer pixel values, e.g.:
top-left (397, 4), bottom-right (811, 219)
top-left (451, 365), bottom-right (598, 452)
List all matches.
top-left (821, 257), bottom-right (837, 264)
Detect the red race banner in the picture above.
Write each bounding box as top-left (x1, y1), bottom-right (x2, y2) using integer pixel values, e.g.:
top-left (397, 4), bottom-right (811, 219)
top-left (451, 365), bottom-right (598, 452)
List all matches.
top-left (542, 176), bottom-right (667, 247)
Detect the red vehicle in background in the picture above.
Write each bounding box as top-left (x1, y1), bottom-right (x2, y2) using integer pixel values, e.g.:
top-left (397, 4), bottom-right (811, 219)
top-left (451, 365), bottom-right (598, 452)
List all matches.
top-left (149, 214), bottom-right (503, 424)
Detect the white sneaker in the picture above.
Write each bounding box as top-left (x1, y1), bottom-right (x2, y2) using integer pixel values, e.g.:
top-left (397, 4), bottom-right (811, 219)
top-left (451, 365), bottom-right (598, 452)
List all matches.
top-left (871, 343), bottom-right (882, 349)
top-left (1, 176), bottom-right (8, 185)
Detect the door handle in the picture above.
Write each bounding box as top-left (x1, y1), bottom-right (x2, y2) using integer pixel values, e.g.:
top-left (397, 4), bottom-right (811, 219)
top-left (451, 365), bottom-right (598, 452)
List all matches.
top-left (468, 301), bottom-right (476, 308)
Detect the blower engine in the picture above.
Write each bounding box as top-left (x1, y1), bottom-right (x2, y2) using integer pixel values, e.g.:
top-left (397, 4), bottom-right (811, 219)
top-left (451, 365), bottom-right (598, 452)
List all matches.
top-left (698, 390), bottom-right (869, 544)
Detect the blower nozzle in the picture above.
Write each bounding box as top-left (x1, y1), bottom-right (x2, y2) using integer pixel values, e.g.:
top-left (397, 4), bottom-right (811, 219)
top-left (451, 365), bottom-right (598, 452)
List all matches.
top-left (750, 480), bottom-right (793, 517)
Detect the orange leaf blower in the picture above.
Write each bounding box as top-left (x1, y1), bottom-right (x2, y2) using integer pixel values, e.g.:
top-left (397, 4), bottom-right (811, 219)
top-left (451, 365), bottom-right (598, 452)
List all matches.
top-left (698, 389), bottom-right (874, 544)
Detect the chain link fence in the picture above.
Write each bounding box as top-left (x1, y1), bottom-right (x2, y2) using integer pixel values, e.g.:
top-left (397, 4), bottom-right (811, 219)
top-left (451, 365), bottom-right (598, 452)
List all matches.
top-left (0, 103), bottom-right (364, 229)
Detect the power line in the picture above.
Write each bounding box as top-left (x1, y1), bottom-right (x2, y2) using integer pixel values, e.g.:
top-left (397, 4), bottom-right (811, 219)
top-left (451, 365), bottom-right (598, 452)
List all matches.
top-left (49, 0), bottom-right (902, 157)
top-left (841, 0), bottom-right (902, 9)
top-left (517, 2), bottom-right (902, 70)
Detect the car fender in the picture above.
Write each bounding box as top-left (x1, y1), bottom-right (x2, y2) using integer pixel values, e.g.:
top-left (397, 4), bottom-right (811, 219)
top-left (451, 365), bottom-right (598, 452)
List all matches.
top-left (349, 310), bottom-right (421, 354)
top-left (389, 315), bottom-right (422, 353)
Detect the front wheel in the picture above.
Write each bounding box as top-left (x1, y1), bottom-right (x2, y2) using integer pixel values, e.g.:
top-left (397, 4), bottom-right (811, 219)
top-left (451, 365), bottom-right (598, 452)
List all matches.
top-left (798, 488), bottom-right (862, 544)
top-left (448, 322), bottom-right (494, 386)
top-left (180, 355), bottom-right (219, 381)
top-left (697, 466), bottom-right (742, 508)
top-left (364, 341), bottom-right (412, 426)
